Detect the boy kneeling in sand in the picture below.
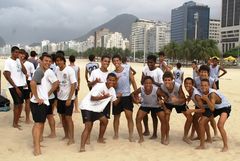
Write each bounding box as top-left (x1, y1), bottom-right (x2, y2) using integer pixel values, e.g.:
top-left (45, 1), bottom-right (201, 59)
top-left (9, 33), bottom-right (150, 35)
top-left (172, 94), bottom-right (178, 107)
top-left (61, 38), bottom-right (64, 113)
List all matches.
top-left (132, 76), bottom-right (167, 144)
top-left (79, 73), bottom-right (121, 152)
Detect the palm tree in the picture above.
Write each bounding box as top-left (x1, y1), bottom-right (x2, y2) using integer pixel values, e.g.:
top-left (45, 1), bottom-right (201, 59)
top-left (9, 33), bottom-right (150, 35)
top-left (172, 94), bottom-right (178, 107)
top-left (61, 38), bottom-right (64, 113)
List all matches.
top-left (163, 41), bottom-right (180, 62)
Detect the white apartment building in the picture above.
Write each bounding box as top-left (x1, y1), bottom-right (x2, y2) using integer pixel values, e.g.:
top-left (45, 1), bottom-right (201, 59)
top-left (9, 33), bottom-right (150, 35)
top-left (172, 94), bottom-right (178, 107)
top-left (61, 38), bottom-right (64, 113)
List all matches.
top-left (147, 22), bottom-right (171, 53)
top-left (103, 32), bottom-right (128, 50)
top-left (209, 19), bottom-right (221, 43)
top-left (131, 19), bottom-right (156, 52)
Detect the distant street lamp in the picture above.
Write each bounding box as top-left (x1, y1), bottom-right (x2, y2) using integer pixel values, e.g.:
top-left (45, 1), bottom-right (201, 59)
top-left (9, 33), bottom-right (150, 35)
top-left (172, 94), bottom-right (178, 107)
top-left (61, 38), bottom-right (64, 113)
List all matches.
top-left (132, 33), bottom-right (136, 62)
top-left (194, 12), bottom-right (199, 40)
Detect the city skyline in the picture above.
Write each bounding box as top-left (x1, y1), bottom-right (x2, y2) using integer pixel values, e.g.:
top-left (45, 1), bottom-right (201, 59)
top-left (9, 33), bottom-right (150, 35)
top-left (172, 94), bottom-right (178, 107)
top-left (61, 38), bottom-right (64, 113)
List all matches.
top-left (0, 0), bottom-right (221, 45)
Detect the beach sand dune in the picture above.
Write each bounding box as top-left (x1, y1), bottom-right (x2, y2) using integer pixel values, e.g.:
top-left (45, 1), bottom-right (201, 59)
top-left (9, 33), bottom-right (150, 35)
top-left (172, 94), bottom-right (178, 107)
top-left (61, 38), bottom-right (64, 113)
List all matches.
top-left (0, 59), bottom-right (240, 161)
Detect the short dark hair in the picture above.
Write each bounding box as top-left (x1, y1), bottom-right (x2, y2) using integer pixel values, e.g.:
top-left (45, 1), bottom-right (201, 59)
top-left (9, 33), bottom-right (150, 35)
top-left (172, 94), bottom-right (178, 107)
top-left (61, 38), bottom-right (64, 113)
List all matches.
top-left (112, 54), bottom-right (122, 61)
top-left (184, 77), bottom-right (194, 84)
top-left (30, 50), bottom-right (37, 57)
top-left (176, 62), bottom-right (182, 69)
top-left (199, 65), bottom-right (210, 74)
top-left (11, 46), bottom-right (19, 53)
top-left (122, 56), bottom-right (127, 63)
top-left (143, 76), bottom-right (154, 83)
top-left (107, 73), bottom-right (117, 79)
top-left (163, 71), bottom-right (173, 80)
top-left (40, 53), bottom-right (51, 61)
top-left (147, 55), bottom-right (157, 62)
top-left (51, 53), bottom-right (56, 62)
top-left (55, 54), bottom-right (66, 63)
top-left (69, 55), bottom-right (76, 63)
top-left (158, 51), bottom-right (165, 57)
top-left (192, 61), bottom-right (197, 65)
top-left (200, 78), bottom-right (210, 84)
top-left (21, 50), bottom-right (29, 60)
top-left (89, 54), bottom-right (95, 61)
top-left (56, 50), bottom-right (65, 57)
top-left (101, 54), bottom-right (111, 61)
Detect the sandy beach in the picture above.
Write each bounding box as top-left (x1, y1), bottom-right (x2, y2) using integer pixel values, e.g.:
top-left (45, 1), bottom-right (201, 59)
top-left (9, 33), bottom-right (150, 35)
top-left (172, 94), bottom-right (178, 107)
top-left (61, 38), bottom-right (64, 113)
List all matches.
top-left (0, 58), bottom-right (240, 161)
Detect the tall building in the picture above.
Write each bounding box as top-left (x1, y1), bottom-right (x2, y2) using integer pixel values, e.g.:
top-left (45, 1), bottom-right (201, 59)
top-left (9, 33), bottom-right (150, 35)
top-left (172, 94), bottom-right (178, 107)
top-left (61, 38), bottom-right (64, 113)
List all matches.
top-left (103, 32), bottom-right (129, 50)
top-left (221, 0), bottom-right (240, 53)
top-left (171, 1), bottom-right (210, 44)
top-left (209, 19), bottom-right (221, 43)
top-left (147, 22), bottom-right (171, 53)
top-left (94, 28), bottom-right (111, 48)
top-left (131, 19), bottom-right (155, 52)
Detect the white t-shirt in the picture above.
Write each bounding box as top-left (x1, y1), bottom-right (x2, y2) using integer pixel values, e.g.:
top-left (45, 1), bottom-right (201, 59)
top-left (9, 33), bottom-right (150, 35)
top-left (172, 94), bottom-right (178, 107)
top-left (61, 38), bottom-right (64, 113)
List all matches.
top-left (24, 61), bottom-right (35, 81)
top-left (80, 83), bottom-right (117, 112)
top-left (142, 65), bottom-right (163, 85)
top-left (69, 65), bottom-right (80, 88)
top-left (88, 68), bottom-right (109, 85)
top-left (44, 69), bottom-right (58, 100)
top-left (30, 67), bottom-right (55, 105)
top-left (4, 58), bottom-right (26, 88)
top-left (56, 66), bottom-right (77, 100)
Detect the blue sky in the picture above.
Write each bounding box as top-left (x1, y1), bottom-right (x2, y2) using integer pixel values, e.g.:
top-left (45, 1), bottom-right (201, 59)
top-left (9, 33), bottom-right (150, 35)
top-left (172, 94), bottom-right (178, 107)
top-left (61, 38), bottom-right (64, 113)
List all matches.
top-left (0, 0), bottom-right (221, 44)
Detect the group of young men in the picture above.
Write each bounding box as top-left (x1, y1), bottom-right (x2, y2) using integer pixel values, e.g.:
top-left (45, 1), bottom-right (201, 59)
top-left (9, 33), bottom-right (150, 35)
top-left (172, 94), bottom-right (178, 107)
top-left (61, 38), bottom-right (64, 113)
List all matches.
top-left (3, 46), bottom-right (231, 155)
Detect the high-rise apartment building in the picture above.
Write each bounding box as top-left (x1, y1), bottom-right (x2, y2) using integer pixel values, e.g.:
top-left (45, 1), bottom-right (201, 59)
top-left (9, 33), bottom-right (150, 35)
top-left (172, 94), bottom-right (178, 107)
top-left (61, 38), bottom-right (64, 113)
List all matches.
top-left (209, 19), bottom-right (221, 43)
top-left (221, 0), bottom-right (240, 53)
top-left (131, 19), bottom-right (155, 52)
top-left (171, 1), bottom-right (210, 44)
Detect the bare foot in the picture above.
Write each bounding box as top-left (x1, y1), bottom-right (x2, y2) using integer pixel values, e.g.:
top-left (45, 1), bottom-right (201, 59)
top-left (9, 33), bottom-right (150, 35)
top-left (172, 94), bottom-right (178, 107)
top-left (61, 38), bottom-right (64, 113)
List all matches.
top-left (33, 150), bottom-right (41, 156)
top-left (221, 147), bottom-right (228, 152)
top-left (196, 145), bottom-right (206, 150)
top-left (79, 148), bottom-right (86, 152)
top-left (13, 124), bottom-right (22, 130)
top-left (143, 131), bottom-right (150, 136)
top-left (97, 138), bottom-right (106, 144)
top-left (161, 140), bottom-right (168, 145)
top-left (25, 119), bottom-right (32, 124)
top-left (62, 136), bottom-right (69, 140)
top-left (129, 137), bottom-right (135, 142)
top-left (149, 135), bottom-right (157, 140)
top-left (183, 137), bottom-right (192, 144)
top-left (45, 134), bottom-right (57, 138)
top-left (67, 139), bottom-right (75, 145)
top-left (138, 138), bottom-right (144, 143)
top-left (165, 138), bottom-right (169, 145)
top-left (113, 135), bottom-right (119, 140)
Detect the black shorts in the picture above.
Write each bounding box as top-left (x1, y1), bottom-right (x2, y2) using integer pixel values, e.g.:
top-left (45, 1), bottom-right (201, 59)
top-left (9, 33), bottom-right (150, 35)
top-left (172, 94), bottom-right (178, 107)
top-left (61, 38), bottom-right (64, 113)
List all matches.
top-left (164, 103), bottom-right (188, 113)
top-left (46, 99), bottom-right (55, 115)
top-left (81, 110), bottom-right (105, 123)
top-left (9, 86), bottom-right (24, 105)
top-left (22, 89), bottom-right (30, 100)
top-left (75, 89), bottom-right (78, 96)
top-left (57, 100), bottom-right (74, 116)
top-left (202, 108), bottom-right (213, 118)
top-left (30, 102), bottom-right (47, 123)
top-left (112, 96), bottom-right (134, 115)
top-left (22, 81), bottom-right (31, 100)
top-left (214, 107), bottom-right (231, 118)
top-left (103, 102), bottom-right (111, 119)
top-left (215, 80), bottom-right (219, 90)
top-left (140, 106), bottom-right (163, 114)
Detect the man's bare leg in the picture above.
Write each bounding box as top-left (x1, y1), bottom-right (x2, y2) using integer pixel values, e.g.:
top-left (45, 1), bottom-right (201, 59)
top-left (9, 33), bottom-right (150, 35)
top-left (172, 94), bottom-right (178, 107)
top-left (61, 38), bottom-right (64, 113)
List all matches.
top-left (98, 117), bottom-right (108, 143)
top-left (142, 115), bottom-right (150, 136)
top-left (124, 109), bottom-right (134, 142)
top-left (46, 114), bottom-right (56, 138)
top-left (182, 112), bottom-right (193, 144)
top-left (136, 110), bottom-right (147, 143)
top-left (217, 113), bottom-right (228, 152)
top-left (25, 99), bottom-right (32, 124)
top-left (66, 115), bottom-right (74, 145)
top-left (149, 112), bottom-right (158, 139)
top-left (32, 123), bottom-right (43, 156)
top-left (113, 114), bottom-right (120, 139)
top-left (80, 122), bottom-right (93, 152)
